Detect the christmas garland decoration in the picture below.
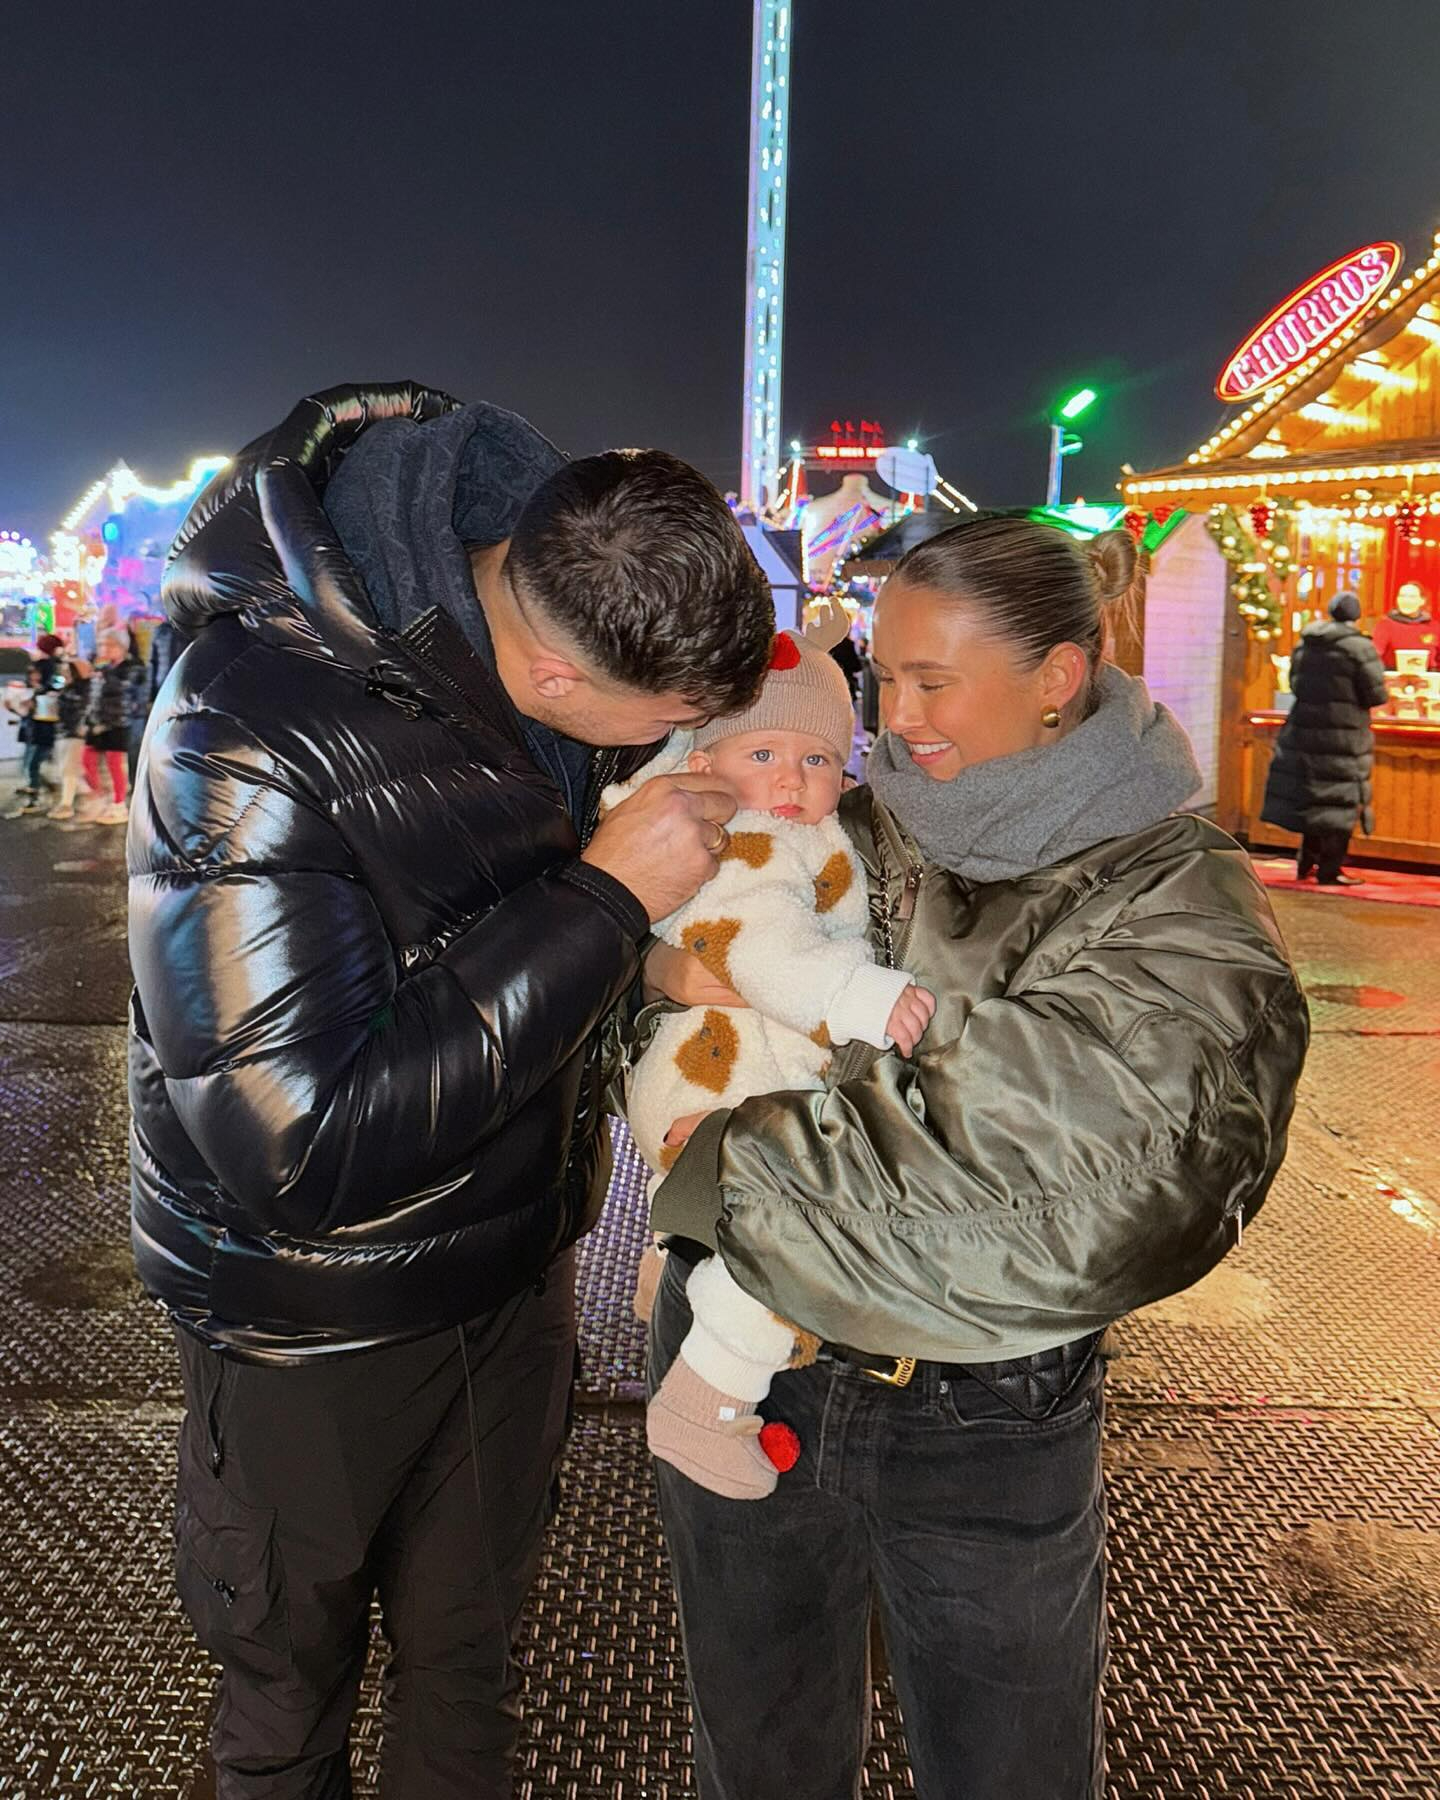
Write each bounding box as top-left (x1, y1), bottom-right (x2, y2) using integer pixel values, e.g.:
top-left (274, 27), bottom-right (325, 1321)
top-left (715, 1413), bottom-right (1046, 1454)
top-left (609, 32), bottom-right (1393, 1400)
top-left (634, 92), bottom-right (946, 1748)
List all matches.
top-left (1204, 499), bottom-right (1296, 640)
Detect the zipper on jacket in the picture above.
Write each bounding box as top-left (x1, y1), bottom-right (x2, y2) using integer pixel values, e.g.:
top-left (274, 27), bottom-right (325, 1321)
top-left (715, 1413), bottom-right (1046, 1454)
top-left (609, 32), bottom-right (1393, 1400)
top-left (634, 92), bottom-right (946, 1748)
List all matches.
top-left (364, 665), bottom-right (426, 720)
top-left (895, 865), bottom-right (922, 924)
top-left (387, 631), bottom-right (622, 852)
top-left (874, 804), bottom-right (926, 972)
top-left (826, 805), bottom-right (925, 1087)
top-left (581, 749), bottom-right (620, 848)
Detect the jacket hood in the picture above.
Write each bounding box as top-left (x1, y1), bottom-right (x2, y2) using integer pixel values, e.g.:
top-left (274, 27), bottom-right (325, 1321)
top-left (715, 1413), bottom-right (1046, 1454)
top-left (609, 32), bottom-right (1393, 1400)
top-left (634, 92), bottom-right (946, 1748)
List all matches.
top-left (321, 399), bottom-right (565, 663)
top-left (866, 663), bottom-right (1203, 882)
top-left (163, 384), bottom-right (464, 671)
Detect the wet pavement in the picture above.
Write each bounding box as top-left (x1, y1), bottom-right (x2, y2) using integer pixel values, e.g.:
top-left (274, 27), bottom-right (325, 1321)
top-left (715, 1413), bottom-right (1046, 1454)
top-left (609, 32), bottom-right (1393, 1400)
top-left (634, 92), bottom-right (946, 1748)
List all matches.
top-left (0, 796), bottom-right (1437, 1797)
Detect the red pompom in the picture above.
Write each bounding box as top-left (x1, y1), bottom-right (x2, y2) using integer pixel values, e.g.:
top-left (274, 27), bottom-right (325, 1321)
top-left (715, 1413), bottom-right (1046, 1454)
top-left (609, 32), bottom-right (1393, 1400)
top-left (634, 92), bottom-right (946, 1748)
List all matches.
top-left (758, 1420), bottom-right (801, 1472)
top-left (769, 633), bottom-right (802, 671)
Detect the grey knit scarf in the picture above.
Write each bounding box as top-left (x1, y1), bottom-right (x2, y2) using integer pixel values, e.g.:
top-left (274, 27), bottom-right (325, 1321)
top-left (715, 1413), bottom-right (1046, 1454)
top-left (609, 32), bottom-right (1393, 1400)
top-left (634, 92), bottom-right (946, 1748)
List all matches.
top-left (866, 664), bottom-right (1202, 881)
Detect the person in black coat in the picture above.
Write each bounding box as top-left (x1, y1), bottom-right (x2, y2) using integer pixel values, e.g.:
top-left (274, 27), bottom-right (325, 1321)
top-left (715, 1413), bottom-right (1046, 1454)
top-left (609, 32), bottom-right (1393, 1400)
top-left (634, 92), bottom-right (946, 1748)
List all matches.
top-left (1261, 592), bottom-right (1389, 883)
top-left (129, 383), bottom-right (775, 1797)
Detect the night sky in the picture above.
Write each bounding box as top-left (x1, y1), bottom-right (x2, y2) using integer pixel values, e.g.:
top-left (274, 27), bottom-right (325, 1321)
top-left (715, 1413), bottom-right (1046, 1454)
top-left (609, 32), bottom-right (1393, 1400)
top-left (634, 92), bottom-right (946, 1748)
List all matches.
top-left (6, 1), bottom-right (1440, 540)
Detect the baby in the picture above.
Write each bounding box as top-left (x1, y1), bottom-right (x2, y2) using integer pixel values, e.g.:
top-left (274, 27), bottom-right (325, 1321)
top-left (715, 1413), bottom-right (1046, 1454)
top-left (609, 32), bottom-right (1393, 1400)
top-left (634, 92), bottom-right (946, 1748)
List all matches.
top-left (612, 612), bottom-right (934, 1500)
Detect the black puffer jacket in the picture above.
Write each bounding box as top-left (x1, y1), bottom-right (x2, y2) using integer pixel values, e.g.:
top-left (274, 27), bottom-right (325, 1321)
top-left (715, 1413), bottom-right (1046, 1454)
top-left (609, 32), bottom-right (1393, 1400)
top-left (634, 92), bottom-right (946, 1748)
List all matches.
top-left (129, 384), bottom-right (656, 1361)
top-left (57, 673), bottom-right (91, 738)
top-left (87, 656), bottom-right (149, 733)
top-left (1261, 620), bottom-right (1389, 836)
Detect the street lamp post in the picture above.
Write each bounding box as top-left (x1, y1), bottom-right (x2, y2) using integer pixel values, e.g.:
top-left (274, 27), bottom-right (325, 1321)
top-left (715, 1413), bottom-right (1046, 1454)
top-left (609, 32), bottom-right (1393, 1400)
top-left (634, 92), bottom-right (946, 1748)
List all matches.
top-left (1046, 387), bottom-right (1097, 508)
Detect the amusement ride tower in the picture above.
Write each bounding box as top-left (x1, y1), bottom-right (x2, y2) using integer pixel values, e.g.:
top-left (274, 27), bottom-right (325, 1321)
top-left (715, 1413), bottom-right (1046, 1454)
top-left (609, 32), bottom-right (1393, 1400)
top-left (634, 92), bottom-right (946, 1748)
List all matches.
top-left (740, 2), bottom-right (793, 513)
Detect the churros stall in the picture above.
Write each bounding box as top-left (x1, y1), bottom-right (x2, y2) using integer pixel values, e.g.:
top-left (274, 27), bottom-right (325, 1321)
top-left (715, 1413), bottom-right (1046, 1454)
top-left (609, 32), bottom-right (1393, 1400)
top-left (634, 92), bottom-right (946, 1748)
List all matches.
top-left (1123, 232), bottom-right (1440, 864)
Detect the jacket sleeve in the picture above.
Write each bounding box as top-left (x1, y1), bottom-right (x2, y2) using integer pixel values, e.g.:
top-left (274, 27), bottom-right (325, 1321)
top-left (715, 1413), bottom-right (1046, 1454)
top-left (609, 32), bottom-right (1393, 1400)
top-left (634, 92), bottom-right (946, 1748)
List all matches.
top-left (129, 711), bottom-right (644, 1239)
top-left (655, 876), bottom-right (1309, 1361)
top-left (679, 854), bottom-right (908, 1045)
top-left (1353, 639), bottom-right (1391, 710)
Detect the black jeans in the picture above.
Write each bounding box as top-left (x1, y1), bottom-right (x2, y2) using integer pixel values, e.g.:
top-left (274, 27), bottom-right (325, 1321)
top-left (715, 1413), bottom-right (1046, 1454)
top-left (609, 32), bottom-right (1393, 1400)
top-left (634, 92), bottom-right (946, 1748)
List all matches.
top-left (171, 1251), bottom-right (576, 1799)
top-left (648, 1253), bottom-right (1107, 1799)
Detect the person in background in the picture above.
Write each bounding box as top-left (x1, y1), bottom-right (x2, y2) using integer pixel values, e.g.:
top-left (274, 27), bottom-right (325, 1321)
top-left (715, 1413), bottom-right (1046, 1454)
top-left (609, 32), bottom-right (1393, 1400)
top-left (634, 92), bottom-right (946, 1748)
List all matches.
top-left (121, 627), bottom-right (152, 787)
top-left (3, 664), bottom-right (59, 815)
top-left (49, 656), bottom-right (95, 820)
top-left (85, 628), bottom-right (146, 823)
top-left (72, 608), bottom-right (98, 662)
top-left (147, 617), bottom-right (185, 705)
top-left (1261, 591), bottom-right (1389, 884)
top-left (1371, 580), bottom-right (1439, 669)
top-left (827, 623), bottom-right (863, 702)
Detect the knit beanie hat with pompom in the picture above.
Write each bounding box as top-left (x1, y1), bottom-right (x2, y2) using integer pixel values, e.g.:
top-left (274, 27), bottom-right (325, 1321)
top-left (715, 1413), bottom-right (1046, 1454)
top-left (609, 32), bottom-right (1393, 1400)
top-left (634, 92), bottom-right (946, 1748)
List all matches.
top-left (694, 629), bottom-right (856, 763)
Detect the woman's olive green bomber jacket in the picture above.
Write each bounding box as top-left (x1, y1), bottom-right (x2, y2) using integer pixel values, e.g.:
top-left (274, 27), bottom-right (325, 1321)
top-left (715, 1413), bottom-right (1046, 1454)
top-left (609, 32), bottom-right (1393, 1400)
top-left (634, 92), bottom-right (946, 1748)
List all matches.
top-left (650, 788), bottom-right (1310, 1364)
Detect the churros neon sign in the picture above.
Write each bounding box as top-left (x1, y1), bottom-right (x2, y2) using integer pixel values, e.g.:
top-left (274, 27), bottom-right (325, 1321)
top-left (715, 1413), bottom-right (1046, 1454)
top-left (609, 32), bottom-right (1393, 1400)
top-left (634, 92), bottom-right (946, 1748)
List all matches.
top-left (1215, 242), bottom-right (1403, 402)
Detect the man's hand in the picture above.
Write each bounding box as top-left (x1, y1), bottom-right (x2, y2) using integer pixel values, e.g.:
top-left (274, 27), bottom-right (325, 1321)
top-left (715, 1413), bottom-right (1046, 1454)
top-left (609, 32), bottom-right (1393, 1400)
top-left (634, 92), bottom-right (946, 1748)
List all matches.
top-left (582, 775), bottom-right (737, 924)
top-left (663, 1110), bottom-right (713, 1149)
top-left (644, 941), bottom-right (745, 1008)
top-left (885, 984), bottom-right (936, 1057)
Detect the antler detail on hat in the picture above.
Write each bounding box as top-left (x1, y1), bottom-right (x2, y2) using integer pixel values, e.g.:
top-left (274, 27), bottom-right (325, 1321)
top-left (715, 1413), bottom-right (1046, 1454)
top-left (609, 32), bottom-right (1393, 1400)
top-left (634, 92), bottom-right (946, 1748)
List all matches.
top-left (799, 597), bottom-right (852, 653)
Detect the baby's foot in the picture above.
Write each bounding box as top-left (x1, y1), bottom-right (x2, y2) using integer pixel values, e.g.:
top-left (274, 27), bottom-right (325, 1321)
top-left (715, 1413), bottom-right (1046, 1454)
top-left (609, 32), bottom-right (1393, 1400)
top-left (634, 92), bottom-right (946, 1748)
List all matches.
top-left (647, 1359), bottom-right (778, 1500)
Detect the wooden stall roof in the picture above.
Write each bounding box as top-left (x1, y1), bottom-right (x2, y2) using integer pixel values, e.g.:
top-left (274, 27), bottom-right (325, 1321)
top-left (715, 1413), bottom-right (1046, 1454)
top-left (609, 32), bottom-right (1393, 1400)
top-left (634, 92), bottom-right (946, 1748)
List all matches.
top-left (1124, 232), bottom-right (1440, 505)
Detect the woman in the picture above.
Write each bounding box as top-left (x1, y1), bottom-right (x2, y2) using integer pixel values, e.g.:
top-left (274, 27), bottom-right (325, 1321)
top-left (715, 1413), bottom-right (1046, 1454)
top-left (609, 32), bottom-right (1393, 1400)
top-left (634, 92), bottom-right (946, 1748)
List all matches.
top-left (84, 628), bottom-right (147, 823)
top-left (1261, 591), bottom-right (1389, 885)
top-left (643, 518), bottom-right (1308, 1799)
top-left (47, 654), bottom-right (94, 820)
top-left (1370, 578), bottom-right (1438, 669)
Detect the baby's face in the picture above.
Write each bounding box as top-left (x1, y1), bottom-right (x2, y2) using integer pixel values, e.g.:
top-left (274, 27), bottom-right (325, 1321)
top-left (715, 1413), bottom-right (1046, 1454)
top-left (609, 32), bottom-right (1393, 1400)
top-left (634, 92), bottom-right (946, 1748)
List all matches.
top-left (691, 729), bottom-right (845, 825)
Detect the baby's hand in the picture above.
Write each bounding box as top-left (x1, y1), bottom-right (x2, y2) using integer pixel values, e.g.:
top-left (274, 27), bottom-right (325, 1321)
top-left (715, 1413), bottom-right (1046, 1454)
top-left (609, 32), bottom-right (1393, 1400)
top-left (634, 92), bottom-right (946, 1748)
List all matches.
top-left (885, 985), bottom-right (936, 1057)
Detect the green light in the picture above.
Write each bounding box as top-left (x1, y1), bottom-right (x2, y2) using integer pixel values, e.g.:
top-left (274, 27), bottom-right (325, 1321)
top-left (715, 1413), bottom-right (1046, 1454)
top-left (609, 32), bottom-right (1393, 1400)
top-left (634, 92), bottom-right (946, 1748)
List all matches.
top-left (906, 437), bottom-right (919, 451)
top-left (1059, 387), bottom-right (1097, 420)
top-left (790, 439), bottom-right (802, 455)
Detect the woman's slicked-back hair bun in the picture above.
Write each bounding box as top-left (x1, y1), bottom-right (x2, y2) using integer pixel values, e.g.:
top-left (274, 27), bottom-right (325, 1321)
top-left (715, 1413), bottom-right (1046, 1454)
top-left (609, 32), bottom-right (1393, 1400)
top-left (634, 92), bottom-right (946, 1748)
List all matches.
top-left (1086, 530), bottom-right (1137, 608)
top-left (891, 516), bottom-right (1137, 680)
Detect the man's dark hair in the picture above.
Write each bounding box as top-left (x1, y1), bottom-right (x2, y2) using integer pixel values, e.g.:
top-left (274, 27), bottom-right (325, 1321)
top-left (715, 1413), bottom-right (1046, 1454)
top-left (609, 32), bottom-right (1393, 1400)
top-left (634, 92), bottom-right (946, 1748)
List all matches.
top-left (506, 449), bottom-right (775, 718)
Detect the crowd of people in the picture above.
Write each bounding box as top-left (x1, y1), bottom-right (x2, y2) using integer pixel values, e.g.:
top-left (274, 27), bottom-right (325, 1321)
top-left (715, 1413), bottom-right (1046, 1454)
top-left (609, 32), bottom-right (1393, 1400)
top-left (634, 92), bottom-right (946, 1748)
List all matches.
top-left (2, 620), bottom-right (179, 823)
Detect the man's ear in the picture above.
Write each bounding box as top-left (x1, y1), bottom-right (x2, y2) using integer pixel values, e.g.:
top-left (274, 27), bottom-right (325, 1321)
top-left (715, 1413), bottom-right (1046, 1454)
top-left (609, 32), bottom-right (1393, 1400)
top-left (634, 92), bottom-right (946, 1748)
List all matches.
top-left (529, 652), bottom-right (586, 702)
top-left (687, 749), bottom-right (713, 774)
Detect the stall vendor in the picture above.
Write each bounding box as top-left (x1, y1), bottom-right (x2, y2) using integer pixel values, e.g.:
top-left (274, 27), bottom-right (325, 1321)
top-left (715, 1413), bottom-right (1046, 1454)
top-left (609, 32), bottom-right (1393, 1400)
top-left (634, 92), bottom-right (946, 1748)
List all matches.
top-left (1372, 581), bottom-right (1440, 669)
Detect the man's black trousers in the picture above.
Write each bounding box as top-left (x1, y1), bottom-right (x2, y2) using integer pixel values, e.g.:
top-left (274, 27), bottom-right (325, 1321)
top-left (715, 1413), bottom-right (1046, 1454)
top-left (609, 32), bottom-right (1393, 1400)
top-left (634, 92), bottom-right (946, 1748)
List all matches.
top-left (171, 1251), bottom-right (577, 1799)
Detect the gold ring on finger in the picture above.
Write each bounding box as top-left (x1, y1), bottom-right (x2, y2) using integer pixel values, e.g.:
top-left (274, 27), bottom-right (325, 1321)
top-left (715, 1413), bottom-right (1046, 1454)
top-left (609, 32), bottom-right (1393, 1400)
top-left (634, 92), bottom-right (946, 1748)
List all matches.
top-left (705, 823), bottom-right (730, 856)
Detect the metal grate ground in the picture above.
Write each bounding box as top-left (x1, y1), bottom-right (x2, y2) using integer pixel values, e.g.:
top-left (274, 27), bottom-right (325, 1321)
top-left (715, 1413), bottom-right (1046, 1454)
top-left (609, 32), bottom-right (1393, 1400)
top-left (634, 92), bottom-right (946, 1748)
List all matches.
top-left (0, 816), bottom-right (1437, 1794)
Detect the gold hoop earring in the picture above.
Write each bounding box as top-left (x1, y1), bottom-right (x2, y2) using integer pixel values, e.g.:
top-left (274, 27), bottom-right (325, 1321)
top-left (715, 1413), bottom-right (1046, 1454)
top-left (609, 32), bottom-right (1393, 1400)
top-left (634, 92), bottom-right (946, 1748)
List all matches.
top-left (1041, 707), bottom-right (1062, 730)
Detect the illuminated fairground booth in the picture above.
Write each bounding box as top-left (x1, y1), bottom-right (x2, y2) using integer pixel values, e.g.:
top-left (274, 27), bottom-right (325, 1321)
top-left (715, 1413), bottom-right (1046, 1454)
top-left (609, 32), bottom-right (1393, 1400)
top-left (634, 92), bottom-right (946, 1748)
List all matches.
top-left (48, 456), bottom-right (228, 657)
top-left (1123, 232), bottom-right (1440, 862)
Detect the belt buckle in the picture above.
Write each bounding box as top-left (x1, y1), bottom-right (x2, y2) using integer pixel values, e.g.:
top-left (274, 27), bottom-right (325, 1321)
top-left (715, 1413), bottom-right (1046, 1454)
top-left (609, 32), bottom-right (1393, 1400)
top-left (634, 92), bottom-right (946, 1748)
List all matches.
top-left (865, 1354), bottom-right (917, 1388)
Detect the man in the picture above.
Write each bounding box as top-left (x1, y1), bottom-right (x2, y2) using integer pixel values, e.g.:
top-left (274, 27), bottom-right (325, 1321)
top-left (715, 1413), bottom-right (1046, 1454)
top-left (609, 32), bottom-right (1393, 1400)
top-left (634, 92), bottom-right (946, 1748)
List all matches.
top-left (128, 383), bottom-right (774, 1798)
top-left (1261, 590), bottom-right (1389, 884)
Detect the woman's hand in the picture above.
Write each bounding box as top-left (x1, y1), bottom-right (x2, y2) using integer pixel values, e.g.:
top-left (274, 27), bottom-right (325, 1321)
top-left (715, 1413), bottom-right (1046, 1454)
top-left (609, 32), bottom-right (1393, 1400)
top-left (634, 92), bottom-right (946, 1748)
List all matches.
top-left (663, 1110), bottom-right (713, 1149)
top-left (885, 984), bottom-right (937, 1057)
top-left (644, 941), bottom-right (745, 1008)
